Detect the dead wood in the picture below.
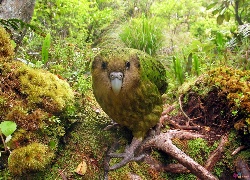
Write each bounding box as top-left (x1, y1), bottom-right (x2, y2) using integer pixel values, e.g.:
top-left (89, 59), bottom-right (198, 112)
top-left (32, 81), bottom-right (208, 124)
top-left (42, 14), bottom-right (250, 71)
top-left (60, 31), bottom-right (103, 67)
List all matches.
top-left (204, 134), bottom-right (228, 171)
top-left (232, 145), bottom-right (246, 156)
top-left (167, 119), bottom-right (201, 130)
top-left (141, 130), bottom-right (218, 180)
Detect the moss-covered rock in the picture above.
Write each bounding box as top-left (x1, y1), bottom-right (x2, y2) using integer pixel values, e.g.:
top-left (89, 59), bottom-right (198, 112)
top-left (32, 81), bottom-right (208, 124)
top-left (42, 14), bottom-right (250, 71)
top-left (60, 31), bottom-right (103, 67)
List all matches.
top-left (0, 26), bottom-right (75, 177)
top-left (8, 143), bottom-right (54, 175)
top-left (16, 62), bottom-right (74, 113)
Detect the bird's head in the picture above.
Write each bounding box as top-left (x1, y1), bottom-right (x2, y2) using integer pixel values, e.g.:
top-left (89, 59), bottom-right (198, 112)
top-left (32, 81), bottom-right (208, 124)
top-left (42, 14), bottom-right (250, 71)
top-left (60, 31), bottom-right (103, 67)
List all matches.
top-left (91, 49), bottom-right (142, 96)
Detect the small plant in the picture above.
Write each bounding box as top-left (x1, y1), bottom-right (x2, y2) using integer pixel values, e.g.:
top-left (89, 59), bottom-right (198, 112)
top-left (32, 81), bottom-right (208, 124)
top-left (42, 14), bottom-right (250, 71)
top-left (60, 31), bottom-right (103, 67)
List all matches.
top-left (41, 33), bottom-right (51, 66)
top-left (173, 56), bottom-right (184, 84)
top-left (0, 121), bottom-right (17, 155)
top-left (193, 53), bottom-right (200, 76)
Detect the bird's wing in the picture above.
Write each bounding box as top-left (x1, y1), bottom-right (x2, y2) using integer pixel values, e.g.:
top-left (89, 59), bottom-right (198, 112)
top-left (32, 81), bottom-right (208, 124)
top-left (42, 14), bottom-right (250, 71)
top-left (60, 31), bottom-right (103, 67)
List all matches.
top-left (138, 51), bottom-right (167, 94)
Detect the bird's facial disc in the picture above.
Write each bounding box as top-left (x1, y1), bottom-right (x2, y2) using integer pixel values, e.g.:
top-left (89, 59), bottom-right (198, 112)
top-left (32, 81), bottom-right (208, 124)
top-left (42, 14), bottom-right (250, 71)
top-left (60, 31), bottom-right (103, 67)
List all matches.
top-left (110, 72), bottom-right (123, 95)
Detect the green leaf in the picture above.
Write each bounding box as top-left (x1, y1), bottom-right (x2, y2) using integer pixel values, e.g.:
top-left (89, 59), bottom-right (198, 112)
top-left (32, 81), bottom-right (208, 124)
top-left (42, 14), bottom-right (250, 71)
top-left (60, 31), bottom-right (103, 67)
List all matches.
top-left (42, 33), bottom-right (51, 64)
top-left (193, 54), bottom-right (200, 76)
top-left (48, 140), bottom-right (56, 150)
top-left (220, 7), bottom-right (227, 15)
top-left (212, 9), bottom-right (220, 15)
top-left (206, 2), bottom-right (218, 10)
top-left (224, 11), bottom-right (231, 22)
top-left (0, 121), bottom-right (17, 136)
top-left (217, 14), bottom-right (225, 25)
top-left (186, 53), bottom-right (192, 75)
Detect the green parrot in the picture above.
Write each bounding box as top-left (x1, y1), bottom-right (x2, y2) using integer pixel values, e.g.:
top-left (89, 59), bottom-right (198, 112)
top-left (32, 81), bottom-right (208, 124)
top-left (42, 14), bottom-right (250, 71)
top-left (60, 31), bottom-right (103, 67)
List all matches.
top-left (91, 48), bottom-right (167, 170)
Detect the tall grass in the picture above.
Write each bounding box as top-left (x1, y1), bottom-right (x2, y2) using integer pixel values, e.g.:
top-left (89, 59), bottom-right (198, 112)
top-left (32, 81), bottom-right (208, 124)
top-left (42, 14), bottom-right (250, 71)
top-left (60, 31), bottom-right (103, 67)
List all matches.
top-left (120, 16), bottom-right (163, 55)
top-left (173, 56), bottom-right (184, 84)
top-left (41, 33), bottom-right (51, 66)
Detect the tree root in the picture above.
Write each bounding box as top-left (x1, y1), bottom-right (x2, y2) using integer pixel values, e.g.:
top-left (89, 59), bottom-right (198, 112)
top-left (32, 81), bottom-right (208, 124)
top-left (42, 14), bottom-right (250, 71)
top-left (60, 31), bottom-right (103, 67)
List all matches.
top-left (204, 134), bottom-right (228, 171)
top-left (143, 155), bottom-right (189, 173)
top-left (104, 103), bottom-right (232, 179)
top-left (141, 130), bottom-right (218, 180)
top-left (232, 145), bottom-right (246, 156)
top-left (143, 133), bottom-right (230, 178)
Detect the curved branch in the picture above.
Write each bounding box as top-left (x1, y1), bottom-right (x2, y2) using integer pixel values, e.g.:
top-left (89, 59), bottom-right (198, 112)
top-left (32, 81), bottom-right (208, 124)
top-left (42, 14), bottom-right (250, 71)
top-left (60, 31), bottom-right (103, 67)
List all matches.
top-left (204, 134), bottom-right (228, 171)
top-left (142, 130), bottom-right (218, 180)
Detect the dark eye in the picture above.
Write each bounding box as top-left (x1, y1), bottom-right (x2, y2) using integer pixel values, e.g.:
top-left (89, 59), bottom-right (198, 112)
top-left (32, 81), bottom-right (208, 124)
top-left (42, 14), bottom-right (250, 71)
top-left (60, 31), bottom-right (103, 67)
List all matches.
top-left (125, 61), bottom-right (130, 69)
top-left (101, 61), bottom-right (107, 69)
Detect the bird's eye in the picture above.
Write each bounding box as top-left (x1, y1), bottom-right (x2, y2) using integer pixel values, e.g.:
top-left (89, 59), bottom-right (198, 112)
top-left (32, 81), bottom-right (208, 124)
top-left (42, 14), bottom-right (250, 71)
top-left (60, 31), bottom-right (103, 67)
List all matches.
top-left (101, 61), bottom-right (107, 69)
top-left (125, 61), bottom-right (130, 69)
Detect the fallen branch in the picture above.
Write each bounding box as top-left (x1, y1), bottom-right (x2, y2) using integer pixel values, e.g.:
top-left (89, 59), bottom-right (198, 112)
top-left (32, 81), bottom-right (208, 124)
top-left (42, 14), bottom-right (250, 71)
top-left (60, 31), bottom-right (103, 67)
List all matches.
top-left (163, 163), bottom-right (189, 173)
top-left (204, 134), bottom-right (228, 171)
top-left (141, 130), bottom-right (218, 180)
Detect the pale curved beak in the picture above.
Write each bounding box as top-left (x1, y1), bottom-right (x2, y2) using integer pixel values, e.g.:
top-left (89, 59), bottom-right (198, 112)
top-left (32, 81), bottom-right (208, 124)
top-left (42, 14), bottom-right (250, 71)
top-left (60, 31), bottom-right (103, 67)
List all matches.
top-left (110, 72), bottom-right (123, 95)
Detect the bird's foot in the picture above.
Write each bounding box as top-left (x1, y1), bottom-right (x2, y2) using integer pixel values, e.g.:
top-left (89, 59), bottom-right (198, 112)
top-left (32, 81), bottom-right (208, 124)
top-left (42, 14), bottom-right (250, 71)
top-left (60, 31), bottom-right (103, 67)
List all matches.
top-left (106, 137), bottom-right (145, 171)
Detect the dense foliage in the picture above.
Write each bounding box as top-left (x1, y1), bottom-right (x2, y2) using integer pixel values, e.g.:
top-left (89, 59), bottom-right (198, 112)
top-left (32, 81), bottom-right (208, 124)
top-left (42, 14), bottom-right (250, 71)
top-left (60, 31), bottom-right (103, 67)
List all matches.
top-left (12, 0), bottom-right (250, 90)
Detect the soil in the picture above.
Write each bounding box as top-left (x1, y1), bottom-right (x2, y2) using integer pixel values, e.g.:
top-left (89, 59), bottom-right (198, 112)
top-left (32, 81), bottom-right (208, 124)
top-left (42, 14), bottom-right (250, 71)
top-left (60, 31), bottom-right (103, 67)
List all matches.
top-left (172, 87), bottom-right (246, 143)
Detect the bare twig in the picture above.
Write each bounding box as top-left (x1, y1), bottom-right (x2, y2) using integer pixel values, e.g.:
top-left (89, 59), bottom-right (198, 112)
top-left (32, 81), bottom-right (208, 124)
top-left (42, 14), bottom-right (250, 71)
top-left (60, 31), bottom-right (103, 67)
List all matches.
top-left (232, 145), bottom-right (246, 156)
top-left (179, 95), bottom-right (192, 124)
top-left (0, 131), bottom-right (8, 152)
top-left (57, 168), bottom-right (67, 180)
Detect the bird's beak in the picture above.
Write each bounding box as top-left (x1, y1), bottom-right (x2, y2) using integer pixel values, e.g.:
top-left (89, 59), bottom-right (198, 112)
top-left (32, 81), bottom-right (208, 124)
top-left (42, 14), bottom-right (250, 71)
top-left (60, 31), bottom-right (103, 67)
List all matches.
top-left (110, 72), bottom-right (123, 95)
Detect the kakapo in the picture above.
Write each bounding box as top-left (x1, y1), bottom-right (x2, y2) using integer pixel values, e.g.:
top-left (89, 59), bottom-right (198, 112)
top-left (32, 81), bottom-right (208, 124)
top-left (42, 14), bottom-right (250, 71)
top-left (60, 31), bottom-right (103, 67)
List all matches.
top-left (91, 48), bottom-right (167, 170)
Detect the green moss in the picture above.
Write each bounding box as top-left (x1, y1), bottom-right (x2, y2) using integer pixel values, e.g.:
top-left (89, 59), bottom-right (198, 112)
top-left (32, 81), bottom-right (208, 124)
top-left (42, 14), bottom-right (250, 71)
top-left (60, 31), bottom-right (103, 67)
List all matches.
top-left (187, 138), bottom-right (216, 164)
top-left (0, 26), bottom-right (14, 62)
top-left (8, 142), bottom-right (54, 175)
top-left (16, 63), bottom-right (74, 113)
top-left (207, 67), bottom-right (250, 112)
top-left (0, 24), bottom-right (77, 178)
top-left (0, 61), bottom-right (75, 176)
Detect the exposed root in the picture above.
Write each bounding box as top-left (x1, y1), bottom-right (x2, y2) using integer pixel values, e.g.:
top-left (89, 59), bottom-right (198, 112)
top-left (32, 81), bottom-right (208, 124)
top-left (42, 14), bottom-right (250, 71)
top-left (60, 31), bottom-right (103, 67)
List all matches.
top-left (179, 94), bottom-right (192, 125)
top-left (141, 130), bottom-right (218, 180)
top-left (204, 134), bottom-right (228, 171)
top-left (144, 155), bottom-right (189, 173)
top-left (103, 121), bottom-right (119, 131)
top-left (232, 145), bottom-right (246, 156)
top-left (167, 119), bottom-right (201, 130)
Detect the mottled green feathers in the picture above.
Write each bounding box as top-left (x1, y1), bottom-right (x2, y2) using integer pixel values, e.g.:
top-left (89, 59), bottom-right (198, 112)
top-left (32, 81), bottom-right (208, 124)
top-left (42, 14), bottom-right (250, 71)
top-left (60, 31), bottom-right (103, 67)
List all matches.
top-left (91, 48), bottom-right (167, 138)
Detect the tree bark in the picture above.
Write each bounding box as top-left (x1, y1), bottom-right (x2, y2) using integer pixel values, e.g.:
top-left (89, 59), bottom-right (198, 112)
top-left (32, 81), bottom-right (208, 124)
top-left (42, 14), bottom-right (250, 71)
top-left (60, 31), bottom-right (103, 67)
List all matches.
top-left (234, 0), bottom-right (243, 25)
top-left (0, 0), bottom-right (35, 22)
top-left (0, 0), bottom-right (36, 49)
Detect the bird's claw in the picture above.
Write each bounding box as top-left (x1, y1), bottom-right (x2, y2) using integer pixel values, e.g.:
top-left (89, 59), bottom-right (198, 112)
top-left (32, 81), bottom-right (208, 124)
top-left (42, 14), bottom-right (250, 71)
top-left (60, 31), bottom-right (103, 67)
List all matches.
top-left (108, 152), bottom-right (145, 170)
top-left (104, 138), bottom-right (144, 171)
